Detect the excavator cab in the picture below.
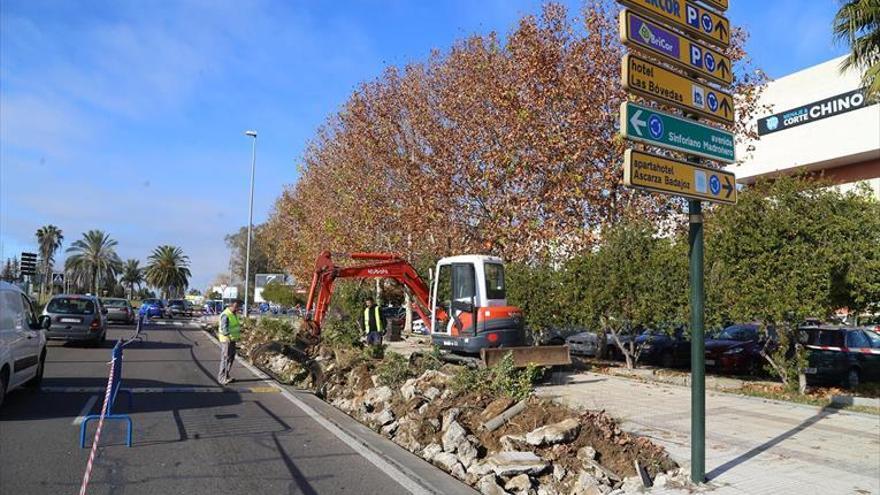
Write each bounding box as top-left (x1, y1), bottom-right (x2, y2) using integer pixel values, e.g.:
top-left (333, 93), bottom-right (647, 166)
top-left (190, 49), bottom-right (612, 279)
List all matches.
top-left (429, 255), bottom-right (526, 354)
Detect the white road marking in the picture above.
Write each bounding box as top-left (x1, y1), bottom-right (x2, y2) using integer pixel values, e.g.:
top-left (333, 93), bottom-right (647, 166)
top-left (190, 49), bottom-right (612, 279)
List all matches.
top-left (72, 395), bottom-right (98, 425)
top-left (44, 386), bottom-right (276, 394)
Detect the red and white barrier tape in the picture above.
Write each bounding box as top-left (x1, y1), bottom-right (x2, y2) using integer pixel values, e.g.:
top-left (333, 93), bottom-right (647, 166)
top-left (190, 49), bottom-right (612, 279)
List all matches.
top-left (805, 345), bottom-right (880, 355)
top-left (78, 356), bottom-right (117, 495)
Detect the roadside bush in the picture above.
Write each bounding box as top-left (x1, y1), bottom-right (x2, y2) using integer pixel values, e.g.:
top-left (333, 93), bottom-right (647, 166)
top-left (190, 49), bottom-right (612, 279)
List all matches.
top-left (376, 352), bottom-right (411, 387)
top-left (376, 347), bottom-right (444, 387)
top-left (322, 313), bottom-right (361, 348)
top-left (363, 343), bottom-right (385, 360)
top-left (452, 353), bottom-right (540, 401)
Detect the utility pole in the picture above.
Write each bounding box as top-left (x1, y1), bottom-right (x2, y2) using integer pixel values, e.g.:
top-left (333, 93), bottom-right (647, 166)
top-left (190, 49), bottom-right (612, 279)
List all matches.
top-left (243, 130), bottom-right (258, 317)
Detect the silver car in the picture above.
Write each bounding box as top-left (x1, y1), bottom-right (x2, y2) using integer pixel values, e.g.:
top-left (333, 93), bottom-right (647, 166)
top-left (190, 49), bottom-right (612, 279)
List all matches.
top-left (100, 297), bottom-right (135, 324)
top-left (43, 295), bottom-right (107, 345)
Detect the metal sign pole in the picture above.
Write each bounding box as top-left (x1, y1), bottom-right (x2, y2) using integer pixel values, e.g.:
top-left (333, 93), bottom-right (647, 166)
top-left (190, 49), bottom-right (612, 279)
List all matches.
top-left (688, 199), bottom-right (705, 483)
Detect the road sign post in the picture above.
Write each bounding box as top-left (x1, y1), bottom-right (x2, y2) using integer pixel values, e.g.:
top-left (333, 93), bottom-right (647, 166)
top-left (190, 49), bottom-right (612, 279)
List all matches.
top-left (688, 198), bottom-right (705, 482)
top-left (618, 0), bottom-right (733, 484)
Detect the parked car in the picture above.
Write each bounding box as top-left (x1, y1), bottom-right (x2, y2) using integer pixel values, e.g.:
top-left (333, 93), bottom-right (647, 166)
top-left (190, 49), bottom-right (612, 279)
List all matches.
top-left (704, 323), bottom-right (777, 375)
top-left (566, 330), bottom-right (599, 356)
top-left (42, 294), bottom-right (107, 345)
top-left (0, 281), bottom-right (50, 407)
top-left (167, 299), bottom-right (192, 318)
top-left (802, 325), bottom-right (880, 389)
top-left (412, 318), bottom-right (428, 335)
top-left (636, 325), bottom-right (690, 368)
top-left (100, 297), bottom-right (135, 324)
top-left (140, 298), bottom-right (166, 318)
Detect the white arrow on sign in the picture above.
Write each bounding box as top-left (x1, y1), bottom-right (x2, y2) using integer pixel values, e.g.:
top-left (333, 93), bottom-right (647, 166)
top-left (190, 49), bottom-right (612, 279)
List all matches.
top-left (630, 109), bottom-right (646, 137)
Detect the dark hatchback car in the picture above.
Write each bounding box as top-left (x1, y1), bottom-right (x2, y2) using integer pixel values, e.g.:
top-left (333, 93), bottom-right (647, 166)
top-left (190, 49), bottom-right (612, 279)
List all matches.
top-left (705, 323), bottom-right (777, 375)
top-left (802, 325), bottom-right (880, 389)
top-left (636, 326), bottom-right (690, 368)
top-left (43, 295), bottom-right (107, 344)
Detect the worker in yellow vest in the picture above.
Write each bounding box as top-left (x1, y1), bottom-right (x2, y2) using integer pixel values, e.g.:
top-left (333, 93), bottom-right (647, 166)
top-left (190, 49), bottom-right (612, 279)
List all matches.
top-left (217, 299), bottom-right (242, 385)
top-left (363, 297), bottom-right (386, 347)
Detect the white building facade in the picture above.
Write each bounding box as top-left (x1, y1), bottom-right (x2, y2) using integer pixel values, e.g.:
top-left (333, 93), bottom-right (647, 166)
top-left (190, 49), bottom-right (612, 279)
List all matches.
top-left (731, 56), bottom-right (880, 198)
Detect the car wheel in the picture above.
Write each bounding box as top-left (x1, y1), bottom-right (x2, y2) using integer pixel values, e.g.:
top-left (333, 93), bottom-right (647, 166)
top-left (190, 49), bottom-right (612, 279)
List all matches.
top-left (660, 351), bottom-right (675, 369)
top-left (25, 349), bottom-right (46, 388)
top-left (845, 368), bottom-right (860, 390)
top-left (0, 367), bottom-right (9, 408)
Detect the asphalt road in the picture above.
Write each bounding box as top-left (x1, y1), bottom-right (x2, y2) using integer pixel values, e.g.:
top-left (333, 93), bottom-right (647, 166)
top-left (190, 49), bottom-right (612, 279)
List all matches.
top-left (0, 318), bottom-right (434, 494)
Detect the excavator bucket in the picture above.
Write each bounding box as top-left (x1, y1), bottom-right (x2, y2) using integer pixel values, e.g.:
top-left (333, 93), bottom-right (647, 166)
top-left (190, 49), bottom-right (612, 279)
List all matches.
top-left (480, 345), bottom-right (571, 368)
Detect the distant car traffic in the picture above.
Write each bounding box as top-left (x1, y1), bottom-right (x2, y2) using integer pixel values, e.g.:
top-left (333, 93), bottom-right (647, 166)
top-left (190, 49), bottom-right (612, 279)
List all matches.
top-left (636, 326), bottom-right (690, 368)
top-left (167, 299), bottom-right (192, 318)
top-left (802, 325), bottom-right (880, 389)
top-left (100, 297), bottom-right (135, 324)
top-left (43, 294), bottom-right (107, 345)
top-left (704, 323), bottom-right (777, 375)
top-left (141, 298), bottom-right (166, 318)
top-left (1, 281), bottom-right (49, 407)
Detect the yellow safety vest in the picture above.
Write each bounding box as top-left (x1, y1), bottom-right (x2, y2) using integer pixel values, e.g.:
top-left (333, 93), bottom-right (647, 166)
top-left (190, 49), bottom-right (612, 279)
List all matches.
top-left (364, 306), bottom-right (383, 334)
top-left (218, 308), bottom-right (241, 342)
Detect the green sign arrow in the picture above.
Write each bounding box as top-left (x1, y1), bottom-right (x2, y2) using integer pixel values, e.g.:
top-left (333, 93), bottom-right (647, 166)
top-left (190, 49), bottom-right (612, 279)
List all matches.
top-left (620, 102), bottom-right (735, 163)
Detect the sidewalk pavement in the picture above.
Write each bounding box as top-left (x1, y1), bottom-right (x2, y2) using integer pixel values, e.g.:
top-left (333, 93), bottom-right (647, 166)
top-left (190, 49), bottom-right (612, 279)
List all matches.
top-left (537, 371), bottom-right (880, 495)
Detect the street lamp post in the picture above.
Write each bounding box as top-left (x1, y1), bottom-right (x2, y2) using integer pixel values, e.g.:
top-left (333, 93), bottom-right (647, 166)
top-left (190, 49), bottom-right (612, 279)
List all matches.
top-left (243, 130), bottom-right (257, 318)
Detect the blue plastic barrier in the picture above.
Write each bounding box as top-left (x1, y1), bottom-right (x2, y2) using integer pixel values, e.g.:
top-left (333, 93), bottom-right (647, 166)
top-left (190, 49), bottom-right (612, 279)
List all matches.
top-left (79, 341), bottom-right (134, 448)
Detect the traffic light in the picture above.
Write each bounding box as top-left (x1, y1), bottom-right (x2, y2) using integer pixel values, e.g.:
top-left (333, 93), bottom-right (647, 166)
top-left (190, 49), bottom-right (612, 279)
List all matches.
top-left (20, 252), bottom-right (37, 277)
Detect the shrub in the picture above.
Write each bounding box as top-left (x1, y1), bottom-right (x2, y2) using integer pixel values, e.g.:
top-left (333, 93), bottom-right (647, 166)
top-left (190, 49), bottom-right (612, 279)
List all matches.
top-left (376, 352), bottom-right (411, 387)
top-left (452, 353), bottom-right (540, 401)
top-left (322, 313), bottom-right (362, 348)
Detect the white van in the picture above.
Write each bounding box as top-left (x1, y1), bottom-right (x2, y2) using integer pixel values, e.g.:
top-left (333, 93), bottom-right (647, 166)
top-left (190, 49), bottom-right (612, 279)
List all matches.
top-left (0, 281), bottom-right (49, 407)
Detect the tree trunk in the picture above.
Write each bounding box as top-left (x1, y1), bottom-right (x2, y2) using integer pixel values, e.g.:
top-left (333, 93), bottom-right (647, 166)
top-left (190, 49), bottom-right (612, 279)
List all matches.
top-left (597, 327), bottom-right (608, 359)
top-left (403, 288), bottom-right (413, 335)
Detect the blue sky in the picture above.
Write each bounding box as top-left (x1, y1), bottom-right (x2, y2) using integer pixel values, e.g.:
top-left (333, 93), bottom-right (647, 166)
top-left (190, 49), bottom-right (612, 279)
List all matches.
top-left (0, 0), bottom-right (848, 290)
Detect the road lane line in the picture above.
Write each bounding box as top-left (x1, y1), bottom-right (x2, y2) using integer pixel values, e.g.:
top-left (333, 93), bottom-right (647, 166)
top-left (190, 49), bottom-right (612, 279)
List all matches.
top-left (44, 386), bottom-right (279, 394)
top-left (72, 396), bottom-right (98, 425)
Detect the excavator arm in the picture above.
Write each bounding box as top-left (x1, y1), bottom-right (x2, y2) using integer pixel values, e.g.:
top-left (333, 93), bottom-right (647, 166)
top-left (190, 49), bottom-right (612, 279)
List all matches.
top-left (304, 251), bottom-right (446, 335)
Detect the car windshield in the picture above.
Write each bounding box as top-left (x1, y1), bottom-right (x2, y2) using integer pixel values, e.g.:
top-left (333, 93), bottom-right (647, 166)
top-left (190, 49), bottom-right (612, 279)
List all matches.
top-left (716, 325), bottom-right (757, 341)
top-left (169, 300), bottom-right (184, 306)
top-left (47, 297), bottom-right (95, 315)
top-left (102, 299), bottom-right (128, 308)
top-left (144, 299), bottom-right (163, 306)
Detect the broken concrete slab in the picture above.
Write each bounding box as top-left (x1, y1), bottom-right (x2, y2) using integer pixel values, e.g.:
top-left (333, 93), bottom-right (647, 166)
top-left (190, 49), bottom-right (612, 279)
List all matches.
top-left (525, 418), bottom-right (580, 446)
top-left (478, 474), bottom-right (511, 495)
top-left (442, 420), bottom-right (468, 452)
top-left (504, 473), bottom-right (532, 493)
top-left (485, 451), bottom-right (549, 476)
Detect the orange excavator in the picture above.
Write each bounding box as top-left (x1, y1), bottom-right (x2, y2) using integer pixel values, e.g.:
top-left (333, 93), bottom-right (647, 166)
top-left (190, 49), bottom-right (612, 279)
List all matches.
top-left (303, 251), bottom-right (570, 367)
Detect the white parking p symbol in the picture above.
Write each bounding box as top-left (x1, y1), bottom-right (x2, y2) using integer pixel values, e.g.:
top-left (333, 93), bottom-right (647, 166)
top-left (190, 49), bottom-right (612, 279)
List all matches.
top-left (690, 46), bottom-right (702, 68)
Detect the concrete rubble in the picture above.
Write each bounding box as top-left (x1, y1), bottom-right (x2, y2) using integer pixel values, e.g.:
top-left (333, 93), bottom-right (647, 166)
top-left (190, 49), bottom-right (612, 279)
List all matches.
top-left (243, 334), bottom-right (685, 495)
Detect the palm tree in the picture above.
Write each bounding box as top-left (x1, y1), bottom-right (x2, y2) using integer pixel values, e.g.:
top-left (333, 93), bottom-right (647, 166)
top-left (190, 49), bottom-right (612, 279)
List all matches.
top-left (144, 245), bottom-right (191, 299)
top-left (834, 0), bottom-right (880, 99)
top-left (64, 230), bottom-right (123, 295)
top-left (35, 225), bottom-right (64, 297)
top-left (120, 259), bottom-right (144, 300)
